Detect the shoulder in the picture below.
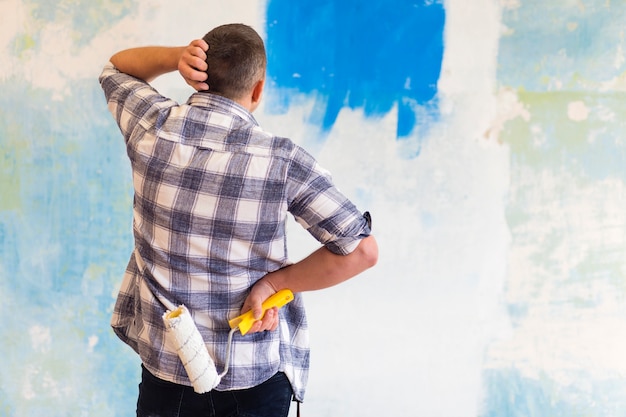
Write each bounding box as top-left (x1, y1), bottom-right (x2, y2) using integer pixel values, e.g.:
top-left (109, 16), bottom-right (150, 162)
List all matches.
top-left (235, 123), bottom-right (300, 159)
top-left (99, 62), bottom-right (168, 105)
top-left (264, 134), bottom-right (318, 170)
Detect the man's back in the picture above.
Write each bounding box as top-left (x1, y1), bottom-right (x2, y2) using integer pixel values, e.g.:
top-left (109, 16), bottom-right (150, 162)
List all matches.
top-left (101, 25), bottom-right (377, 415)
top-left (101, 62), bottom-right (369, 398)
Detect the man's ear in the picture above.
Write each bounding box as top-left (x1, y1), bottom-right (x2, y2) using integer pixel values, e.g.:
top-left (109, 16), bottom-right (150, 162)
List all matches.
top-left (250, 79), bottom-right (265, 108)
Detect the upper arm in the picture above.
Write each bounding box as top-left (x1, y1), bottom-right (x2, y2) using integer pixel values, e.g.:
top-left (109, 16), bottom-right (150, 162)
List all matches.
top-left (286, 147), bottom-right (371, 255)
top-left (99, 63), bottom-right (176, 144)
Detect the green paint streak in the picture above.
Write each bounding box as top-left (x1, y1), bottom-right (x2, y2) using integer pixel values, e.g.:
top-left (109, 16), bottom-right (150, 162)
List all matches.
top-left (502, 90), bottom-right (626, 179)
top-left (13, 33), bottom-right (37, 56)
top-left (503, 91), bottom-right (591, 165)
top-left (501, 89), bottom-right (626, 310)
top-left (0, 122), bottom-right (29, 212)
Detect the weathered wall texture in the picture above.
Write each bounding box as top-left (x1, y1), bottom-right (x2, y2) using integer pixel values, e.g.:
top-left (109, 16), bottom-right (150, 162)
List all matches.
top-left (1, 1), bottom-right (624, 416)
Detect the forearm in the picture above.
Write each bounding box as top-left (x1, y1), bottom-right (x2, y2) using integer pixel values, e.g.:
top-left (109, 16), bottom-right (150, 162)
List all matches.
top-left (263, 235), bottom-right (379, 293)
top-left (240, 236), bottom-right (377, 331)
top-left (110, 46), bottom-right (185, 82)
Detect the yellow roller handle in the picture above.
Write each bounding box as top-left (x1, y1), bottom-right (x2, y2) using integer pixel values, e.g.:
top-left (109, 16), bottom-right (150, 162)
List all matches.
top-left (228, 289), bottom-right (295, 336)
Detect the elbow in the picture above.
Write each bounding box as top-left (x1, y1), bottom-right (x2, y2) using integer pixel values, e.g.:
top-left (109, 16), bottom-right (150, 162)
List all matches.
top-left (357, 235), bottom-right (378, 269)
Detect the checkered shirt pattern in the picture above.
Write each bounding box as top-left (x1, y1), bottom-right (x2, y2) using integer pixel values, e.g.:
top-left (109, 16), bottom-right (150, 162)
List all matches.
top-left (99, 63), bottom-right (371, 401)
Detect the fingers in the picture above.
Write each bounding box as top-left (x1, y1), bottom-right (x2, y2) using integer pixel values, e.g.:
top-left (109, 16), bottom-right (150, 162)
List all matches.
top-left (185, 50), bottom-right (208, 72)
top-left (178, 39), bottom-right (209, 91)
top-left (178, 54), bottom-right (207, 80)
top-left (239, 280), bottom-right (281, 334)
top-left (261, 308), bottom-right (279, 331)
top-left (246, 308), bottom-right (279, 333)
top-left (186, 39), bottom-right (209, 64)
top-left (190, 38), bottom-right (209, 52)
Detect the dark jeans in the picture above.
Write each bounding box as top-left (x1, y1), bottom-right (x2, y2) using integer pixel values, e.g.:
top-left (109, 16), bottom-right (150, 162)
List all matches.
top-left (137, 366), bottom-right (293, 417)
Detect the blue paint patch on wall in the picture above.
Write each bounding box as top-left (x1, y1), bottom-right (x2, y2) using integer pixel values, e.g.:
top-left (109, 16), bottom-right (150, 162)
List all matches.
top-left (0, 78), bottom-right (138, 416)
top-left (482, 368), bottom-right (626, 417)
top-left (498, 3), bottom-right (626, 91)
top-left (23, 0), bottom-right (136, 49)
top-left (265, 0), bottom-right (445, 141)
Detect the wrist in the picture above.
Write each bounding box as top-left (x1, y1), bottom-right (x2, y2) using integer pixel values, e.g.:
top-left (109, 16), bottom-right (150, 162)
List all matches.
top-left (159, 46), bottom-right (185, 74)
top-left (261, 270), bottom-right (287, 293)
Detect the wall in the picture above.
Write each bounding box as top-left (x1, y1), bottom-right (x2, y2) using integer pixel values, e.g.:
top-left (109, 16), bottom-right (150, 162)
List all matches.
top-left (484, 1), bottom-right (626, 415)
top-left (0, 0), bottom-right (623, 416)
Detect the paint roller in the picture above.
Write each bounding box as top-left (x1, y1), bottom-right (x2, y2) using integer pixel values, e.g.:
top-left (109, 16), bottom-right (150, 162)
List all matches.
top-left (162, 289), bottom-right (295, 393)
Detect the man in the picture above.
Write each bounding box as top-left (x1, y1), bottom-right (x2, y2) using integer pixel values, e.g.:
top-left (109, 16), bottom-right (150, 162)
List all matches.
top-left (100, 23), bottom-right (378, 417)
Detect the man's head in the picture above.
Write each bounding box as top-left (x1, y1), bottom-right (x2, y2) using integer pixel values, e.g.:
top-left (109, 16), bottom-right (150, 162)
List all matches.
top-left (202, 24), bottom-right (266, 110)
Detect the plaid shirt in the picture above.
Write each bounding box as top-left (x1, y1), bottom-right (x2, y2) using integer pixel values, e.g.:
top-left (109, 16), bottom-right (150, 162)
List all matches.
top-left (99, 63), bottom-right (371, 401)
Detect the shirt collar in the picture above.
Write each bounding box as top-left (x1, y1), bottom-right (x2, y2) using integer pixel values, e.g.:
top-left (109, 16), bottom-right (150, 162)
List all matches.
top-left (187, 92), bottom-right (259, 127)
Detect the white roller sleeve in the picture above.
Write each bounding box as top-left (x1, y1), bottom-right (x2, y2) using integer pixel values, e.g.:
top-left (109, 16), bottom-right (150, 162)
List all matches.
top-left (162, 305), bottom-right (220, 393)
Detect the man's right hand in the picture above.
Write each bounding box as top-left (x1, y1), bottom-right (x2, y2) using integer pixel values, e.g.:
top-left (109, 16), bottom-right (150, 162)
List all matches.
top-left (240, 279), bottom-right (281, 334)
top-left (178, 39), bottom-right (209, 91)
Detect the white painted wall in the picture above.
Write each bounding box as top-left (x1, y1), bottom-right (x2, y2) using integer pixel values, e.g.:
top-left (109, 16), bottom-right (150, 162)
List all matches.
top-left (0, 1), bottom-right (513, 415)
